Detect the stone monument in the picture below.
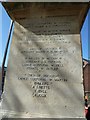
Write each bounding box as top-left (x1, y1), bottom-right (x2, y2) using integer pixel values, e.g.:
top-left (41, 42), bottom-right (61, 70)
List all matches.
top-left (7, 0), bottom-right (90, 2)
top-left (1, 3), bottom-right (89, 119)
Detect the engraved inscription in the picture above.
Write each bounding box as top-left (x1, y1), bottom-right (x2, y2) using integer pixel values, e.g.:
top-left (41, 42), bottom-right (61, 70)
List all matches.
top-left (16, 16), bottom-right (76, 97)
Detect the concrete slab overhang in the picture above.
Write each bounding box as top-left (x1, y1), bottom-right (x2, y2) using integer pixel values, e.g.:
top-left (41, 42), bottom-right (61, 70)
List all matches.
top-left (2, 2), bottom-right (89, 32)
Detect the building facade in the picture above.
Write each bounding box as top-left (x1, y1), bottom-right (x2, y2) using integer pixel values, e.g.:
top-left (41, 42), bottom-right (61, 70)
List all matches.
top-left (83, 59), bottom-right (90, 104)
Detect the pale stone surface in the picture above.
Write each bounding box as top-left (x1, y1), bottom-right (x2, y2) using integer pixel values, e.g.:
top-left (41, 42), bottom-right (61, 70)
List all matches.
top-left (1, 6), bottom-right (85, 119)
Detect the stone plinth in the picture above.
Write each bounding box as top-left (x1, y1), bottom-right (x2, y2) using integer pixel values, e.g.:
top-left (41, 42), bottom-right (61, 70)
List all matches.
top-left (1, 3), bottom-right (88, 119)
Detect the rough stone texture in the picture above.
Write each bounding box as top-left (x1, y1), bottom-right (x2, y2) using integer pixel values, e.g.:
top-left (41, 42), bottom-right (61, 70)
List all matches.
top-left (1, 3), bottom-right (87, 119)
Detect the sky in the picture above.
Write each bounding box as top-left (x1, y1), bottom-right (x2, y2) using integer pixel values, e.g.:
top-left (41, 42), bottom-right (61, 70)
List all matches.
top-left (0, 3), bottom-right (90, 67)
top-left (0, 3), bottom-right (2, 66)
top-left (0, 3), bottom-right (11, 67)
top-left (81, 9), bottom-right (89, 61)
top-left (88, 10), bottom-right (90, 60)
